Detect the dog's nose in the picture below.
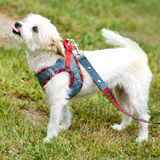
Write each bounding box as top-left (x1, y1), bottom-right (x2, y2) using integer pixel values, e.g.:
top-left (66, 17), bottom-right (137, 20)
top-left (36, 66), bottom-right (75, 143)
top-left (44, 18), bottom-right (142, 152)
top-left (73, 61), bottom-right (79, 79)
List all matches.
top-left (15, 22), bottom-right (22, 28)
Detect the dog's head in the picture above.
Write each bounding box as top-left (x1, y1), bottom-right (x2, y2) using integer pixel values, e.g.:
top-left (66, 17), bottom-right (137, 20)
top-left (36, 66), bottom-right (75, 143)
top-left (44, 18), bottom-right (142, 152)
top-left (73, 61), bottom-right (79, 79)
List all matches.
top-left (10, 13), bottom-right (65, 58)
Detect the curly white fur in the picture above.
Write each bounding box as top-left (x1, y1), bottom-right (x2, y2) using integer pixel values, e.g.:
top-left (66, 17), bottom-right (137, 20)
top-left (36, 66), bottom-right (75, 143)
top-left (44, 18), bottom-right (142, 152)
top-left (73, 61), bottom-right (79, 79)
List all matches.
top-left (10, 13), bottom-right (152, 142)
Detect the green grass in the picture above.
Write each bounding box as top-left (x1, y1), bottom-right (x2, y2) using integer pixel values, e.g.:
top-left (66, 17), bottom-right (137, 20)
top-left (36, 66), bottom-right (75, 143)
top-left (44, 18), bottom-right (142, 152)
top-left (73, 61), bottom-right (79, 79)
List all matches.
top-left (0, 0), bottom-right (160, 159)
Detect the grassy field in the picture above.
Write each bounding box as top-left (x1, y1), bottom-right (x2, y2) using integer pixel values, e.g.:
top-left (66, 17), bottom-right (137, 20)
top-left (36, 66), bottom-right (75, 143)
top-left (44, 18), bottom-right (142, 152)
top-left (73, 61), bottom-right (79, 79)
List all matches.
top-left (0, 0), bottom-right (160, 159)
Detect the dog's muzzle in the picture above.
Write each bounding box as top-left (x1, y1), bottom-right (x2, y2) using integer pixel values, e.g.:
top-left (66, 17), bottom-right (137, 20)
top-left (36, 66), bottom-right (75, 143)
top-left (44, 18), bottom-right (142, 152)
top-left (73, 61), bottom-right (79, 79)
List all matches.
top-left (11, 22), bottom-right (21, 36)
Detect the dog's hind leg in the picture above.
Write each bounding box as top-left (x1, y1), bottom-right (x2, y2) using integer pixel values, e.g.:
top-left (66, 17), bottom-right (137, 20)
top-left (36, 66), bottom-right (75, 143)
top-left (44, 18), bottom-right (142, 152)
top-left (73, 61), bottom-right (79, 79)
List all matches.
top-left (60, 105), bottom-right (71, 130)
top-left (136, 112), bottom-right (150, 141)
top-left (130, 96), bottom-right (150, 141)
top-left (111, 85), bottom-right (134, 131)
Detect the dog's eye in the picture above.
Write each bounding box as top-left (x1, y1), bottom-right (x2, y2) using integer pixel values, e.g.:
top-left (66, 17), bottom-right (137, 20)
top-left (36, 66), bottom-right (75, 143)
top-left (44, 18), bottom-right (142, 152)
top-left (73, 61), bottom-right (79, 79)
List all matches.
top-left (32, 26), bottom-right (38, 33)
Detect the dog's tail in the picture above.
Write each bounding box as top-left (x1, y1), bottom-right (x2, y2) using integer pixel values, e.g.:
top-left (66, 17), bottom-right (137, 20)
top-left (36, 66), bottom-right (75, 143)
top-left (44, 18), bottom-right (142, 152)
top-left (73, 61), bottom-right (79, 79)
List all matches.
top-left (101, 28), bottom-right (148, 62)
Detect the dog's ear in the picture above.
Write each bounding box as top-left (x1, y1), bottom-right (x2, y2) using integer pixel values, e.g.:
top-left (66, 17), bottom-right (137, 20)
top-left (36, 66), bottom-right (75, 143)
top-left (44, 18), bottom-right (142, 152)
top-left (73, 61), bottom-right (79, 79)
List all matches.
top-left (50, 39), bottom-right (65, 59)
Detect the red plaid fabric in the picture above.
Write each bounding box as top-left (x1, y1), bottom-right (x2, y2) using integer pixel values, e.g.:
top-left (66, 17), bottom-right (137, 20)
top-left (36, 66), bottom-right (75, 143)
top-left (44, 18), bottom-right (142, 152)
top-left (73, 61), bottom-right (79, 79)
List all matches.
top-left (102, 87), bottom-right (160, 124)
top-left (38, 67), bottom-right (50, 74)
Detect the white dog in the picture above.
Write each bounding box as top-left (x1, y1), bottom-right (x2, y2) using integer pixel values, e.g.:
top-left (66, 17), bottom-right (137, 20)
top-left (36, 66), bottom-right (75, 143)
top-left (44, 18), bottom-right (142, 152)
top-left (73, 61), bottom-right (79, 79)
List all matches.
top-left (10, 13), bottom-right (152, 142)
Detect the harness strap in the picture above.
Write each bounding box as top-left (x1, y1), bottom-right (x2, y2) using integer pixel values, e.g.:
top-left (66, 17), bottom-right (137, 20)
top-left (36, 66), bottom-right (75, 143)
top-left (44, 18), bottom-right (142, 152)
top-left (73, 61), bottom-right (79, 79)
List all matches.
top-left (78, 54), bottom-right (160, 124)
top-left (62, 39), bottom-right (74, 68)
top-left (37, 66), bottom-right (74, 89)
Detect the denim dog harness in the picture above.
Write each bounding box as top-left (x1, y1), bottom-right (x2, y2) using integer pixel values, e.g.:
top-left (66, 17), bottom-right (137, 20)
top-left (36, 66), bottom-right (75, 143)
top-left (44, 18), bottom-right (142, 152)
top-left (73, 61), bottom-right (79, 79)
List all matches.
top-left (36, 40), bottom-right (83, 98)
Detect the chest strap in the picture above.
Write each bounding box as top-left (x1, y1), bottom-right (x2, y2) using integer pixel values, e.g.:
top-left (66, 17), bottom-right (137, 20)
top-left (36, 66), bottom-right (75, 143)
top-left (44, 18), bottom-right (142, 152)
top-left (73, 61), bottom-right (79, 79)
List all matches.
top-left (35, 41), bottom-right (83, 99)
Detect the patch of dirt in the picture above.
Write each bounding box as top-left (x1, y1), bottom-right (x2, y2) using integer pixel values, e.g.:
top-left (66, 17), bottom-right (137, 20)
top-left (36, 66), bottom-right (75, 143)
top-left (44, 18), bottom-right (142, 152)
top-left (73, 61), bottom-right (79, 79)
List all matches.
top-left (10, 95), bottom-right (47, 125)
top-left (0, 13), bottom-right (20, 48)
top-left (22, 109), bottom-right (45, 126)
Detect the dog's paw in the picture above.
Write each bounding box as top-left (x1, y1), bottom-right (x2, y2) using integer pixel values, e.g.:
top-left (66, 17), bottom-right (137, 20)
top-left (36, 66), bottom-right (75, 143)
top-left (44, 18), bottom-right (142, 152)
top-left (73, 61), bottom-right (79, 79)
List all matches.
top-left (111, 123), bottom-right (125, 131)
top-left (59, 125), bottom-right (70, 130)
top-left (59, 126), bottom-right (67, 130)
top-left (135, 136), bottom-right (148, 142)
top-left (44, 137), bottom-right (51, 143)
top-left (59, 123), bottom-right (71, 130)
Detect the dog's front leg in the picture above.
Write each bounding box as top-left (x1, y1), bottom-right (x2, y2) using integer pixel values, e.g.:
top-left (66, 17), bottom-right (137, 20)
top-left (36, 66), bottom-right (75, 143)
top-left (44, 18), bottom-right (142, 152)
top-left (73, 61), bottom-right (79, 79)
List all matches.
top-left (44, 103), bottom-right (64, 143)
top-left (60, 105), bottom-right (71, 130)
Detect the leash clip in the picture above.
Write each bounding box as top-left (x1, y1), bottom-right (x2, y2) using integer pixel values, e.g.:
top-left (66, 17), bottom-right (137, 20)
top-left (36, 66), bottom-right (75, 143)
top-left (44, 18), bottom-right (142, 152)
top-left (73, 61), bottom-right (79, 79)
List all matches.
top-left (68, 39), bottom-right (83, 56)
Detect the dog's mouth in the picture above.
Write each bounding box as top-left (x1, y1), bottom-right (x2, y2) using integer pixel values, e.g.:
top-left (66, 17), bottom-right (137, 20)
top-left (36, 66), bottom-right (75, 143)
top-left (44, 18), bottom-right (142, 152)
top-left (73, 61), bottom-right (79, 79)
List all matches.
top-left (11, 25), bottom-right (21, 36)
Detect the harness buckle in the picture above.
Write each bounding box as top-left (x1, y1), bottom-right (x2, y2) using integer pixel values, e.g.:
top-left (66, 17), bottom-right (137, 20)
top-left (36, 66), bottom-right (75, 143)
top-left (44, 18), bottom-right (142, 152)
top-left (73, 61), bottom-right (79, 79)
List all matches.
top-left (67, 39), bottom-right (83, 56)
